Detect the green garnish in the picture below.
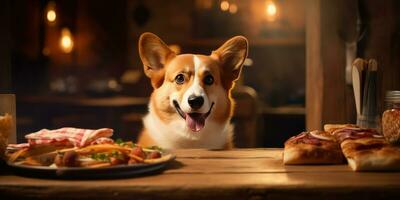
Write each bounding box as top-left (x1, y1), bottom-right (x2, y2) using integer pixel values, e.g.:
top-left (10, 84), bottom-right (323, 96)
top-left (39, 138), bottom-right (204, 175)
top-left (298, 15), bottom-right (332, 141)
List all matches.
top-left (90, 150), bottom-right (126, 162)
top-left (115, 139), bottom-right (139, 148)
top-left (111, 150), bottom-right (118, 156)
top-left (115, 138), bottom-right (124, 145)
top-left (91, 152), bottom-right (111, 162)
top-left (131, 143), bottom-right (138, 148)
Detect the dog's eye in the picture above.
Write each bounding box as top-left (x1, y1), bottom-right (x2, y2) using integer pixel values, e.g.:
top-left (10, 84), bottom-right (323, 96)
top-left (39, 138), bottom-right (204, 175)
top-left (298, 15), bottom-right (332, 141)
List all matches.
top-left (203, 75), bottom-right (214, 85)
top-left (175, 74), bottom-right (185, 85)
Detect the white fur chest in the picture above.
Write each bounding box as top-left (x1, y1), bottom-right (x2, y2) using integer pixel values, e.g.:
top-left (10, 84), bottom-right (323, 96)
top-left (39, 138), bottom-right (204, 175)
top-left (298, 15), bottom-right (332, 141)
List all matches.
top-left (143, 108), bottom-right (233, 149)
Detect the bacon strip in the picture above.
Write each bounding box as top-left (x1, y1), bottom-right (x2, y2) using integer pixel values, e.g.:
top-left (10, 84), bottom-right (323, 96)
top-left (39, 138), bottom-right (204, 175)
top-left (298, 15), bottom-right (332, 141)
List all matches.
top-left (25, 127), bottom-right (113, 147)
top-left (288, 132), bottom-right (322, 145)
top-left (332, 128), bottom-right (382, 143)
top-left (7, 128), bottom-right (114, 151)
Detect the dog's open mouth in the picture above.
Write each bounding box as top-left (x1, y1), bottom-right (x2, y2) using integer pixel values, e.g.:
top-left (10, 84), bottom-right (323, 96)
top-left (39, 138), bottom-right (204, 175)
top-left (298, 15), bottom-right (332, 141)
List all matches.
top-left (173, 100), bottom-right (214, 132)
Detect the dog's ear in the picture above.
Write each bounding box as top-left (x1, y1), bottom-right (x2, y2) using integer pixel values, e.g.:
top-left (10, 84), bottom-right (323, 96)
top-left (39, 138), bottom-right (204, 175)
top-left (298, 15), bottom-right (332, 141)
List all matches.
top-left (211, 36), bottom-right (248, 82)
top-left (139, 32), bottom-right (176, 79)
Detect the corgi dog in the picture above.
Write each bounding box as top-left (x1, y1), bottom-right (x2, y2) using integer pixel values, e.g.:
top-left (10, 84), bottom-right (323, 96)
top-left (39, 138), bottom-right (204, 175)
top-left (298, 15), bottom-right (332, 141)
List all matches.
top-left (137, 32), bottom-right (248, 149)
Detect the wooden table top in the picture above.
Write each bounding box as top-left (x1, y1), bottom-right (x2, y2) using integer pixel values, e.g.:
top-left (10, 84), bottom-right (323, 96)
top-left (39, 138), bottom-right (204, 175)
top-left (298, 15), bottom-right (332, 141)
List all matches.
top-left (1, 148), bottom-right (400, 200)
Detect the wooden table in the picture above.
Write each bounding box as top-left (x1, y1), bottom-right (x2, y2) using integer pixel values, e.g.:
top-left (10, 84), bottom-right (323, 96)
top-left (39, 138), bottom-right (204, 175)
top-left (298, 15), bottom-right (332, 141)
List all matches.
top-left (1, 149), bottom-right (400, 200)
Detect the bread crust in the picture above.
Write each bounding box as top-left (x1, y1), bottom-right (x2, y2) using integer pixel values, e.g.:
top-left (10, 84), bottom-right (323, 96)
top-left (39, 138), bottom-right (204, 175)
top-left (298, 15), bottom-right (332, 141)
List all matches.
top-left (283, 131), bottom-right (343, 165)
top-left (284, 143), bottom-right (343, 164)
top-left (341, 137), bottom-right (400, 171)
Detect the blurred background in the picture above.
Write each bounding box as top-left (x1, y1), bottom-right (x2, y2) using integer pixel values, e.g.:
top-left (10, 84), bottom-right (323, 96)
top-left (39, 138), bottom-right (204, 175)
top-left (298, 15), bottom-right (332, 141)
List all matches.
top-left (0, 0), bottom-right (400, 147)
top-left (1, 0), bottom-right (399, 147)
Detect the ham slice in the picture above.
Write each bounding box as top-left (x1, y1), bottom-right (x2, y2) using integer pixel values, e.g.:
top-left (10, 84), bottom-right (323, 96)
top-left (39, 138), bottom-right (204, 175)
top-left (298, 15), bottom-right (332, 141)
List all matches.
top-left (288, 132), bottom-right (322, 145)
top-left (8, 128), bottom-right (113, 150)
top-left (332, 128), bottom-right (382, 143)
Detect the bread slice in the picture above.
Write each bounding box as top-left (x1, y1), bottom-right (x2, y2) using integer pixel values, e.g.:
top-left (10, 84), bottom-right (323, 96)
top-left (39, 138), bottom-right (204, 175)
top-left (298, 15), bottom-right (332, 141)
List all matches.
top-left (283, 131), bottom-right (344, 165)
top-left (332, 126), bottom-right (400, 171)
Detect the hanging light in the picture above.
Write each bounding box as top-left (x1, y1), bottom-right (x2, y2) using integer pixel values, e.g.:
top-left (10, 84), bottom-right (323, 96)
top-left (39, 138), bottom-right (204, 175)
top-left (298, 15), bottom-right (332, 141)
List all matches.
top-left (229, 3), bottom-right (238, 14)
top-left (47, 10), bottom-right (56, 22)
top-left (60, 28), bottom-right (74, 53)
top-left (265, 0), bottom-right (278, 22)
top-left (220, 0), bottom-right (230, 11)
top-left (244, 58), bottom-right (253, 67)
top-left (46, 1), bottom-right (57, 24)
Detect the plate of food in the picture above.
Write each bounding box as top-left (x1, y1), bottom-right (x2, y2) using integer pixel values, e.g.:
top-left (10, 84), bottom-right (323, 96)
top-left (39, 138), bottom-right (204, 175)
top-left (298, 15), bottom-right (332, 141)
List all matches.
top-left (5, 127), bottom-right (175, 179)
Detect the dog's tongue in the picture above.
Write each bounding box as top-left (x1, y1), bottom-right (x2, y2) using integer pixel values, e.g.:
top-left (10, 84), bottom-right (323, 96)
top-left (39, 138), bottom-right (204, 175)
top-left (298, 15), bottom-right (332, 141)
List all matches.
top-left (186, 113), bottom-right (205, 132)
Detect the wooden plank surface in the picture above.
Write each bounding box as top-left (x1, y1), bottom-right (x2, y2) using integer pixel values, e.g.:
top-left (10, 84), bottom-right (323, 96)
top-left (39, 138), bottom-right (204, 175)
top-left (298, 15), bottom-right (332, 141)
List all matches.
top-left (170, 149), bottom-right (349, 173)
top-left (1, 149), bottom-right (400, 200)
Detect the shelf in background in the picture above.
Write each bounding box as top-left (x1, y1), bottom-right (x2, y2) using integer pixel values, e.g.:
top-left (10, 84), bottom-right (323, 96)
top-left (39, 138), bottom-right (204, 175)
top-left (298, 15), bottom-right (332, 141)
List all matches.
top-left (180, 37), bottom-right (305, 47)
top-left (18, 95), bottom-right (148, 107)
top-left (263, 105), bottom-right (305, 115)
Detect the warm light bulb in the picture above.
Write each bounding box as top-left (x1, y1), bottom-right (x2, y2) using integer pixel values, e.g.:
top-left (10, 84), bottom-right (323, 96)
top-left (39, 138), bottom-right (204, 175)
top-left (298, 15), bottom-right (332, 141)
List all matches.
top-left (244, 58), bottom-right (253, 66)
top-left (62, 37), bottom-right (72, 49)
top-left (229, 3), bottom-right (238, 14)
top-left (47, 10), bottom-right (56, 22)
top-left (266, 3), bottom-right (276, 16)
top-left (46, 1), bottom-right (57, 24)
top-left (60, 28), bottom-right (74, 53)
top-left (220, 0), bottom-right (229, 11)
top-left (265, 1), bottom-right (278, 21)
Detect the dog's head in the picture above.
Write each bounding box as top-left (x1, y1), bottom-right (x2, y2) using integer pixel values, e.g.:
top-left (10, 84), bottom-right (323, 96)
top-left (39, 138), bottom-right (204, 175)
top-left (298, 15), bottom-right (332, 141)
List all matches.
top-left (139, 32), bottom-right (248, 134)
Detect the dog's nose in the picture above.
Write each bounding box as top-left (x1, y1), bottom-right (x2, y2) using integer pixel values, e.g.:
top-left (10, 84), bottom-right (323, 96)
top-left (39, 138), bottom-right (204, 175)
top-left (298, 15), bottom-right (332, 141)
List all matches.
top-left (188, 95), bottom-right (204, 110)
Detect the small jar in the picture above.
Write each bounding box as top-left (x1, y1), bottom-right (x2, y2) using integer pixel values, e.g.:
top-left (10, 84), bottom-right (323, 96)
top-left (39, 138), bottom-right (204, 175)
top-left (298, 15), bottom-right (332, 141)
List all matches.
top-left (382, 91), bottom-right (400, 144)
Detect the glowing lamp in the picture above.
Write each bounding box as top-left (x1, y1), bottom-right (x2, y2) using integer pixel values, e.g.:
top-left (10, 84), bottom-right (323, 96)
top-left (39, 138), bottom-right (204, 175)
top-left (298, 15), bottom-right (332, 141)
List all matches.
top-left (46, 2), bottom-right (57, 23)
top-left (47, 10), bottom-right (56, 22)
top-left (265, 1), bottom-right (278, 22)
top-left (60, 28), bottom-right (74, 53)
top-left (229, 3), bottom-right (238, 14)
top-left (220, 0), bottom-right (229, 11)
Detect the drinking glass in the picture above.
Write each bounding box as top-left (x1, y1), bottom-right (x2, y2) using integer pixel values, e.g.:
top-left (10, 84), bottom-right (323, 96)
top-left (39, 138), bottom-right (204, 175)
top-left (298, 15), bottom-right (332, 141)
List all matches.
top-left (0, 94), bottom-right (16, 160)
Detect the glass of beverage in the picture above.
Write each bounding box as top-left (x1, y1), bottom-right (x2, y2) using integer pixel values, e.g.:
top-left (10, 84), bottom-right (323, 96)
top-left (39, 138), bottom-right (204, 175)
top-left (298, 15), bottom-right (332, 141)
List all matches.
top-left (0, 94), bottom-right (16, 160)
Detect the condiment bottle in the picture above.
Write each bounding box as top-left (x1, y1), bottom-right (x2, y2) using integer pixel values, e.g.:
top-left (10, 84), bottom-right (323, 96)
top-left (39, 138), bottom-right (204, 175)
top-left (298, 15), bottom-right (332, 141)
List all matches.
top-left (382, 91), bottom-right (400, 144)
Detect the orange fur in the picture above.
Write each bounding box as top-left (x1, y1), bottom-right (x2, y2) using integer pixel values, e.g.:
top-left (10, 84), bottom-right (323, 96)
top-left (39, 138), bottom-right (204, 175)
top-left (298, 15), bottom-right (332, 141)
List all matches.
top-left (137, 129), bottom-right (156, 147)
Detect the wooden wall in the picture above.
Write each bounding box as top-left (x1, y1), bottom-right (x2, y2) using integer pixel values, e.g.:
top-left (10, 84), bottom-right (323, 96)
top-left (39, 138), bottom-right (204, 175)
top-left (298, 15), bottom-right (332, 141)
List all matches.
top-left (0, 0), bottom-right (12, 93)
top-left (361, 0), bottom-right (400, 112)
top-left (306, 0), bottom-right (400, 130)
